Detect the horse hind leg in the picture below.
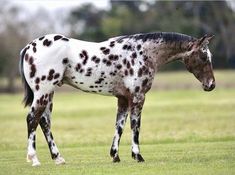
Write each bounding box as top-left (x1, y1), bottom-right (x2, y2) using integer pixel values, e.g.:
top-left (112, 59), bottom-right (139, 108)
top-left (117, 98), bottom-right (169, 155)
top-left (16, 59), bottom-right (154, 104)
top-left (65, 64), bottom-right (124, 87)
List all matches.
top-left (39, 92), bottom-right (65, 165)
top-left (26, 93), bottom-right (48, 166)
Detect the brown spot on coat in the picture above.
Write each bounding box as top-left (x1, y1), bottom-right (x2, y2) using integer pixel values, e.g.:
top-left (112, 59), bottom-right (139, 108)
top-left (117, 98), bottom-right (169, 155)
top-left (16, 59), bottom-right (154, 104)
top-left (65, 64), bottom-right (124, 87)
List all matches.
top-left (35, 77), bottom-right (40, 84)
top-left (62, 58), bottom-right (68, 64)
top-left (135, 86), bottom-right (140, 93)
top-left (131, 52), bottom-right (137, 58)
top-left (35, 85), bottom-right (39, 91)
top-left (142, 79), bottom-right (148, 87)
top-left (29, 57), bottom-right (34, 65)
top-left (116, 64), bottom-right (122, 69)
top-left (49, 69), bottom-right (55, 75)
top-left (41, 75), bottom-right (46, 81)
top-left (131, 59), bottom-right (135, 66)
top-left (95, 78), bottom-right (104, 84)
top-left (25, 54), bottom-right (29, 61)
top-left (39, 36), bottom-right (45, 40)
top-left (40, 95), bottom-right (44, 105)
top-left (127, 45), bottom-right (132, 50)
top-left (49, 103), bottom-right (53, 112)
top-left (33, 47), bottom-right (37, 53)
top-left (123, 59), bottom-right (127, 65)
top-left (61, 38), bottom-right (69, 41)
top-left (127, 61), bottom-right (131, 69)
top-left (108, 54), bottom-right (114, 60)
top-left (91, 56), bottom-right (97, 61)
top-left (109, 41), bottom-right (115, 47)
top-left (106, 60), bottom-right (112, 66)
top-left (43, 39), bottom-right (52, 47)
top-left (79, 53), bottom-right (84, 58)
top-left (129, 68), bottom-right (134, 76)
top-left (83, 58), bottom-right (88, 65)
top-left (138, 68), bottom-right (143, 77)
top-left (75, 63), bottom-right (81, 71)
top-left (82, 50), bottom-right (88, 59)
top-left (124, 70), bottom-right (128, 76)
top-left (30, 64), bottom-right (36, 78)
top-left (103, 48), bottom-right (110, 55)
top-left (49, 93), bottom-right (53, 102)
top-left (53, 80), bottom-right (59, 85)
top-left (122, 45), bottom-right (128, 50)
top-left (54, 73), bottom-right (60, 79)
top-left (95, 58), bottom-right (100, 64)
top-left (47, 69), bottom-right (55, 80)
top-left (54, 35), bottom-right (63, 41)
top-left (79, 69), bottom-right (84, 73)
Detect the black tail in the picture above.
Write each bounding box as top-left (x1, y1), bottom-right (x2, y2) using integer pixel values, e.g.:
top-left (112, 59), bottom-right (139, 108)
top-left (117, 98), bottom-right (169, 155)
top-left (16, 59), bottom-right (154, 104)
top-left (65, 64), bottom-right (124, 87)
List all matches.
top-left (19, 48), bottom-right (34, 107)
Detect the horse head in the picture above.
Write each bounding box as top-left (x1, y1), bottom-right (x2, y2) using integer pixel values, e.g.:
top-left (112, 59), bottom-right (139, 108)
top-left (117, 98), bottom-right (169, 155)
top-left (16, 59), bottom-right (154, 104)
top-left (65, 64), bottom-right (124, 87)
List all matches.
top-left (183, 35), bottom-right (215, 91)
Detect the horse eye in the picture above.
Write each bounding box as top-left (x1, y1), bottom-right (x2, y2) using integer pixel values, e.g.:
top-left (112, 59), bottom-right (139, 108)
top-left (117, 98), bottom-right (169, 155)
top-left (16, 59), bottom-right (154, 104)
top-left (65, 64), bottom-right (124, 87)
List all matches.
top-left (200, 55), bottom-right (207, 62)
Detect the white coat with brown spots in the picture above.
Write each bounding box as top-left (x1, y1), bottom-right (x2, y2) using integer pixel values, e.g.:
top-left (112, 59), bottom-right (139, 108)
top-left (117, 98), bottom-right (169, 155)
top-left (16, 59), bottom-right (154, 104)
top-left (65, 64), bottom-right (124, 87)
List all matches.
top-left (20, 32), bottom-right (215, 166)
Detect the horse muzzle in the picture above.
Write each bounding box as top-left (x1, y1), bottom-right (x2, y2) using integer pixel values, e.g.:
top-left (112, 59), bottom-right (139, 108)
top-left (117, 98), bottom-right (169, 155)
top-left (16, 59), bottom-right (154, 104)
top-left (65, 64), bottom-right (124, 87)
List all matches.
top-left (202, 81), bottom-right (216, 91)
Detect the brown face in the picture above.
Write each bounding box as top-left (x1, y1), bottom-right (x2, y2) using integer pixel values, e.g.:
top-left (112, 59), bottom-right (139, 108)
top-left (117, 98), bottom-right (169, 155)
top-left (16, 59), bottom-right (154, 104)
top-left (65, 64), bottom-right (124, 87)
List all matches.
top-left (184, 46), bottom-right (215, 91)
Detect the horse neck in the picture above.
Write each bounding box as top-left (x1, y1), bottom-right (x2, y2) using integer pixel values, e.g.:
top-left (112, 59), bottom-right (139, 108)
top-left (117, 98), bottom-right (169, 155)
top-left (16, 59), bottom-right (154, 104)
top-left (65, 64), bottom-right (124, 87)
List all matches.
top-left (142, 40), bottom-right (188, 70)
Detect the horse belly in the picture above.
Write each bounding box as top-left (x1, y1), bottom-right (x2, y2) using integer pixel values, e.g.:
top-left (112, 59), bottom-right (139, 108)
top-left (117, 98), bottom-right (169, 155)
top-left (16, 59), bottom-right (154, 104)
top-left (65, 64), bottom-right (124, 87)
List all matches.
top-left (64, 63), bottom-right (115, 96)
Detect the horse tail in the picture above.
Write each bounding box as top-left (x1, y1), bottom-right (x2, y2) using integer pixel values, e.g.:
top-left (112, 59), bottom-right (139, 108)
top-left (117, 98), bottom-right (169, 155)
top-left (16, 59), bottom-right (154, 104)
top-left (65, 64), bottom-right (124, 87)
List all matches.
top-left (19, 48), bottom-right (34, 107)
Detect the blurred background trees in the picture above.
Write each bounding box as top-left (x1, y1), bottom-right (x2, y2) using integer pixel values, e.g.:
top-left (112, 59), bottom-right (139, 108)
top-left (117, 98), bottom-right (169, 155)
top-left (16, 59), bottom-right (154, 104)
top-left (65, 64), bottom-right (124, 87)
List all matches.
top-left (0, 0), bottom-right (234, 92)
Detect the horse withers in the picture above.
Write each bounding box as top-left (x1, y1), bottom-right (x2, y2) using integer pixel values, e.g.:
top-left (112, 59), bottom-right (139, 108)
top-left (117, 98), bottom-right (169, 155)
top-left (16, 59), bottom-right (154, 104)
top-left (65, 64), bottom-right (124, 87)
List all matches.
top-left (19, 32), bottom-right (215, 166)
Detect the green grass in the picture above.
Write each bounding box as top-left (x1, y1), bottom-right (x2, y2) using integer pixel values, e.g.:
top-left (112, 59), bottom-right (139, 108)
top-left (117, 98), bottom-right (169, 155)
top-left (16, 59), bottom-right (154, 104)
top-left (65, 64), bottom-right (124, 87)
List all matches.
top-left (0, 89), bottom-right (235, 174)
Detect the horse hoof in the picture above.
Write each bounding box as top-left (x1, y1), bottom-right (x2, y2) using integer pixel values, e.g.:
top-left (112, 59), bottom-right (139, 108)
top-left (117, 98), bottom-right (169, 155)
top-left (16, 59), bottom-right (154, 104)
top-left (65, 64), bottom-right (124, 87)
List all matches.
top-left (112, 155), bottom-right (120, 163)
top-left (55, 156), bottom-right (66, 165)
top-left (27, 154), bottom-right (41, 166)
top-left (32, 161), bottom-right (41, 167)
top-left (132, 152), bottom-right (145, 162)
top-left (137, 154), bottom-right (145, 162)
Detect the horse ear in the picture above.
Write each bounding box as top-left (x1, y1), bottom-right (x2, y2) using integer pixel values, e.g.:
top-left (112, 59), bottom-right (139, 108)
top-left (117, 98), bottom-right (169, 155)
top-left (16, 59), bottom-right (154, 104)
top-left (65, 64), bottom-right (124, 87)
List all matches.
top-left (189, 34), bottom-right (214, 50)
top-left (205, 34), bottom-right (214, 42)
top-left (187, 34), bottom-right (215, 51)
top-left (198, 35), bottom-right (208, 46)
top-left (197, 34), bottom-right (214, 47)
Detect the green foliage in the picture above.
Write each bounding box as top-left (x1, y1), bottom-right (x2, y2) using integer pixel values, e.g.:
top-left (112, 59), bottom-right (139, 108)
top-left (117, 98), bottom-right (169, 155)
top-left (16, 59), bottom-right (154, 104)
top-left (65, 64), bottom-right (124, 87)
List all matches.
top-left (68, 1), bottom-right (235, 69)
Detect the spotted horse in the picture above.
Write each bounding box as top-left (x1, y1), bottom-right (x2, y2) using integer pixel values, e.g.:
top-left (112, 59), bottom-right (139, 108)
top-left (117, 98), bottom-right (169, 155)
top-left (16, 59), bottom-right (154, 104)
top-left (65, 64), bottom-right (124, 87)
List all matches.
top-left (19, 32), bottom-right (215, 166)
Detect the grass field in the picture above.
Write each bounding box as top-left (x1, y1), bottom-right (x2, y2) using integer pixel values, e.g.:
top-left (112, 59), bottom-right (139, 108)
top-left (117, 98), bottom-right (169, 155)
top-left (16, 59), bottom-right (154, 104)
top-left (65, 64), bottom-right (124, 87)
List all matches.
top-left (0, 72), bottom-right (235, 174)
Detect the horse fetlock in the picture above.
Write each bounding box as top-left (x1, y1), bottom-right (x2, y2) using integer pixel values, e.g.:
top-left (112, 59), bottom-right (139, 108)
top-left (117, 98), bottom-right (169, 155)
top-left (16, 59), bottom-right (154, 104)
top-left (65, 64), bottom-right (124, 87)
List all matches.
top-left (110, 147), bottom-right (117, 157)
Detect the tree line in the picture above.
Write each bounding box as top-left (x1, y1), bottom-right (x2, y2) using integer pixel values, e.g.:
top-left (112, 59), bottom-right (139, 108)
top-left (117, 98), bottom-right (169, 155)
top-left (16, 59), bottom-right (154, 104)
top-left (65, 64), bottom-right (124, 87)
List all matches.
top-left (0, 1), bottom-right (234, 92)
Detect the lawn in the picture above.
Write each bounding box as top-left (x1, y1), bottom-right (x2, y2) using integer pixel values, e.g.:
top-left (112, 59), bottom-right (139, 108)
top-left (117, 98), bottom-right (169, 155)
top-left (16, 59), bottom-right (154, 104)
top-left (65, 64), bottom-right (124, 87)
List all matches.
top-left (0, 81), bottom-right (235, 174)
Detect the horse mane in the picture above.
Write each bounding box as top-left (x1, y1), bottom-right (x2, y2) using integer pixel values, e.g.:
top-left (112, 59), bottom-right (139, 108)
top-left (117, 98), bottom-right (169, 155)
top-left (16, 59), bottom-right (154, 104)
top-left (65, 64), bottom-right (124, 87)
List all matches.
top-left (116, 32), bottom-right (196, 43)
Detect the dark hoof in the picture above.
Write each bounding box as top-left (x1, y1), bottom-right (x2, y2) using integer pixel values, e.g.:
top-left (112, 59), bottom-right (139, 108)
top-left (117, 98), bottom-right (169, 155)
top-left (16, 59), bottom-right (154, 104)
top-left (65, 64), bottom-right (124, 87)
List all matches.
top-left (132, 152), bottom-right (145, 162)
top-left (112, 155), bottom-right (121, 163)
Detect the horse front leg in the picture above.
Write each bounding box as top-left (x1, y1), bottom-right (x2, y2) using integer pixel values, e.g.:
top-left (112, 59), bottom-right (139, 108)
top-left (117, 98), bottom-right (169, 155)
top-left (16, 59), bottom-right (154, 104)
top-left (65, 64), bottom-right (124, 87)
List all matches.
top-left (130, 95), bottom-right (145, 162)
top-left (110, 96), bottom-right (129, 162)
top-left (39, 93), bottom-right (65, 165)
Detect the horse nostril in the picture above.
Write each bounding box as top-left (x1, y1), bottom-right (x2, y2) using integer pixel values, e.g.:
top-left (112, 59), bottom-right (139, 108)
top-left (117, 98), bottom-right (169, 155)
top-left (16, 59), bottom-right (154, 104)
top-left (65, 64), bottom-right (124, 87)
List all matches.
top-left (210, 83), bottom-right (215, 90)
